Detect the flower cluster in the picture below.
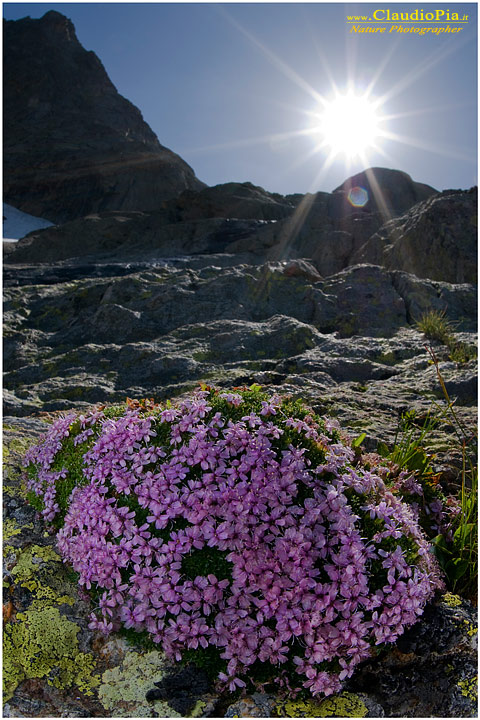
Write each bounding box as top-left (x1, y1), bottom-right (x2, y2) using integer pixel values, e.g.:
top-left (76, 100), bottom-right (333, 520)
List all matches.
top-left (24, 388), bottom-right (443, 696)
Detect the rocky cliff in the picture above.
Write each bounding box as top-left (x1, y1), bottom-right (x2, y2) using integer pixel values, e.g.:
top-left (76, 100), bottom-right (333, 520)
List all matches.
top-left (3, 10), bottom-right (205, 223)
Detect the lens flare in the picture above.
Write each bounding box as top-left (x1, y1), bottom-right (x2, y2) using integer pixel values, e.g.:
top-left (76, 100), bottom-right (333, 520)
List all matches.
top-left (348, 186), bottom-right (369, 207)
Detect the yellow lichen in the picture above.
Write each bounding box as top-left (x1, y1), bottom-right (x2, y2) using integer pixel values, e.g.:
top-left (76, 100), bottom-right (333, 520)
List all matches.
top-left (191, 700), bottom-right (207, 716)
top-left (28, 583), bottom-right (75, 610)
top-left (3, 434), bottom-right (36, 500)
top-left (3, 606), bottom-right (99, 701)
top-left (10, 544), bottom-right (62, 592)
top-left (3, 518), bottom-right (22, 541)
top-left (276, 693), bottom-right (368, 718)
top-left (462, 619), bottom-right (477, 638)
top-left (99, 651), bottom-right (180, 718)
top-left (442, 592), bottom-right (463, 608)
top-left (458, 677), bottom-right (477, 702)
top-left (317, 693), bottom-right (368, 718)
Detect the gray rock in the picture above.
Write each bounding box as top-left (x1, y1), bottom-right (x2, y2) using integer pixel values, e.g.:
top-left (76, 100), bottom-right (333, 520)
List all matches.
top-left (170, 181), bottom-right (298, 221)
top-left (320, 264), bottom-right (407, 337)
top-left (3, 256), bottom-right (476, 433)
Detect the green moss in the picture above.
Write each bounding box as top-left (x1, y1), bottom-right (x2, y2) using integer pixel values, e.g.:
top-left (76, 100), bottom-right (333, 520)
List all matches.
top-left (3, 606), bottom-right (99, 701)
top-left (181, 547), bottom-right (232, 582)
top-left (374, 351), bottom-right (397, 366)
top-left (4, 430), bottom-right (43, 500)
top-left (3, 435), bottom-right (34, 459)
top-left (98, 651), bottom-right (180, 717)
top-left (192, 351), bottom-right (213, 363)
top-left (276, 693), bottom-right (368, 718)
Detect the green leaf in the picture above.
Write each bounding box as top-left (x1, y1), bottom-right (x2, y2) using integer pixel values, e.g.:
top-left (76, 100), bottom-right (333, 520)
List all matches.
top-left (432, 534), bottom-right (448, 549)
top-left (352, 433), bottom-right (366, 448)
top-left (447, 558), bottom-right (469, 581)
top-left (402, 448), bottom-right (430, 473)
top-left (454, 523), bottom-right (475, 543)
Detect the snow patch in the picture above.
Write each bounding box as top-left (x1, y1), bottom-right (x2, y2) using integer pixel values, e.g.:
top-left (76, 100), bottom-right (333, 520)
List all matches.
top-left (3, 203), bottom-right (54, 241)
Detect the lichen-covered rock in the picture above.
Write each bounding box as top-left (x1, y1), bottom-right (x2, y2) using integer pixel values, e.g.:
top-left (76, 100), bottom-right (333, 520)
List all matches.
top-left (98, 651), bottom-right (179, 717)
top-left (224, 691), bottom-right (385, 717)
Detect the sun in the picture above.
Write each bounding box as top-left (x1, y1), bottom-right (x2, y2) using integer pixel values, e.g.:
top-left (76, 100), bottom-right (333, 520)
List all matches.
top-left (313, 92), bottom-right (382, 159)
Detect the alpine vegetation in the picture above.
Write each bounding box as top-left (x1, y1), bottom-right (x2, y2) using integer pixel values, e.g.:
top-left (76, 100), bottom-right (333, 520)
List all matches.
top-left (23, 387), bottom-right (443, 697)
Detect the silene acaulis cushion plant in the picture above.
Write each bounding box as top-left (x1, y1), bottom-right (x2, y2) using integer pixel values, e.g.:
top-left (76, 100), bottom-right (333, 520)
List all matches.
top-left (24, 386), bottom-right (443, 697)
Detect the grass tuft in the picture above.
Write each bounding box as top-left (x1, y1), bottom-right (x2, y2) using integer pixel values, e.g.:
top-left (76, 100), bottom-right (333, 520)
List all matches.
top-left (416, 309), bottom-right (453, 343)
top-left (416, 309), bottom-right (477, 364)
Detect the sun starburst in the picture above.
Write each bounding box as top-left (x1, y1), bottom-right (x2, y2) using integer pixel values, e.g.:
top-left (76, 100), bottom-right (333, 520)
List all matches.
top-left (310, 91), bottom-right (385, 160)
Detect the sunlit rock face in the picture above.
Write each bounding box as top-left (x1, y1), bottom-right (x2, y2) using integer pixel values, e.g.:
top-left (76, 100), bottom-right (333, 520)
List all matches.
top-left (3, 11), bottom-right (205, 223)
top-left (352, 187), bottom-right (478, 284)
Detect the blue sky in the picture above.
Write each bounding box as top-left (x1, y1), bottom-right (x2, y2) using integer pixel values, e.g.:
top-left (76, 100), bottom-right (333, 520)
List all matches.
top-left (3, 2), bottom-right (478, 194)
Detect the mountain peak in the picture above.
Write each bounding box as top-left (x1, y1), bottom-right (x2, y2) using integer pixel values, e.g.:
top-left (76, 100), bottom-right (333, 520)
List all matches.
top-left (4, 12), bottom-right (205, 222)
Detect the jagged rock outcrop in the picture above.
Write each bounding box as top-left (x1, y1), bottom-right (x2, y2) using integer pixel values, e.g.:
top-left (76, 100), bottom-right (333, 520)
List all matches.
top-left (6, 185), bottom-right (476, 288)
top-left (170, 182), bottom-right (301, 222)
top-left (3, 10), bottom-right (205, 223)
